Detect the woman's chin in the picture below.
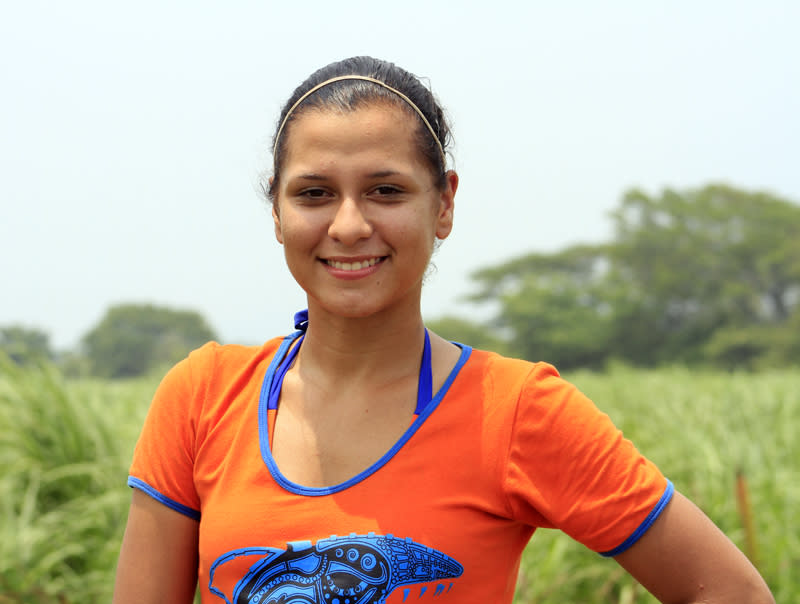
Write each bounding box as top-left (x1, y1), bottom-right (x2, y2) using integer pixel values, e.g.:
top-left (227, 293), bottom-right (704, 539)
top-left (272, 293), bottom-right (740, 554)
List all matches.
top-left (308, 293), bottom-right (419, 323)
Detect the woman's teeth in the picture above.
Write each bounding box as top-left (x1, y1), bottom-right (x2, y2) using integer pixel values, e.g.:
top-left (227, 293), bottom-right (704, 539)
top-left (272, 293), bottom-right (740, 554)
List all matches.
top-left (326, 258), bottom-right (382, 271)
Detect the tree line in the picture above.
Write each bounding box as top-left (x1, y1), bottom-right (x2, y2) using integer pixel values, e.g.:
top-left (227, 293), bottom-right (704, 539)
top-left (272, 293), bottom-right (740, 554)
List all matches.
top-left (3, 184), bottom-right (798, 376)
top-left (429, 184), bottom-right (800, 370)
top-left (1, 304), bottom-right (217, 378)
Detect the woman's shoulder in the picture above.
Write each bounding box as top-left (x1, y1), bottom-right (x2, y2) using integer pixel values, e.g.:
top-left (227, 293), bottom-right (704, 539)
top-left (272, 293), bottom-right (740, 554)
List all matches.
top-left (149, 335), bottom-right (296, 420)
top-left (458, 347), bottom-right (600, 426)
top-left (170, 335), bottom-right (295, 381)
top-left (463, 346), bottom-right (562, 385)
top-left (439, 346), bottom-right (570, 419)
top-left (189, 335), bottom-right (290, 360)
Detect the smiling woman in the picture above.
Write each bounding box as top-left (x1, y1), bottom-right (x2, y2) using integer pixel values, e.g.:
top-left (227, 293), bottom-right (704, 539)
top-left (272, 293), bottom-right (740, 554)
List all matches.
top-left (271, 103), bottom-right (456, 321)
top-left (112, 56), bottom-right (774, 604)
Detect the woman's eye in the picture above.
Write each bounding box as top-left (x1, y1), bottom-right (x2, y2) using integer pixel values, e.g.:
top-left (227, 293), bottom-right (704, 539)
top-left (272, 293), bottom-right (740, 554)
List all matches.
top-left (372, 185), bottom-right (402, 196)
top-left (299, 188), bottom-right (330, 200)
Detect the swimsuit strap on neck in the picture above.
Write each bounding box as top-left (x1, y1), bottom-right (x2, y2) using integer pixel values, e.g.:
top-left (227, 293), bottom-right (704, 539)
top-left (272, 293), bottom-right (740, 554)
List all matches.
top-left (414, 328), bottom-right (433, 415)
top-left (294, 309), bottom-right (309, 332)
top-left (267, 333), bottom-right (303, 410)
top-left (268, 313), bottom-right (434, 416)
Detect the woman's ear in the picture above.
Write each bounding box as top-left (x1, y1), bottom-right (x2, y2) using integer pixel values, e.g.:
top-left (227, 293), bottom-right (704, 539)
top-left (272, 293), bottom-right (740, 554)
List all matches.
top-left (435, 170), bottom-right (458, 240)
top-left (270, 177), bottom-right (284, 245)
top-left (272, 205), bottom-right (283, 245)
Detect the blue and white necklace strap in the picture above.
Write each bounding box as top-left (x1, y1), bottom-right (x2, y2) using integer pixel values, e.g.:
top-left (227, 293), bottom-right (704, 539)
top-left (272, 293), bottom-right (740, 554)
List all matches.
top-left (272, 75), bottom-right (446, 165)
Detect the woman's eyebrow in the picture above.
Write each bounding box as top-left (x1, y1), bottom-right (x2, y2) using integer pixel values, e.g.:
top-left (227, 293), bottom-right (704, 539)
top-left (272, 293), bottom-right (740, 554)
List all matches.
top-left (367, 170), bottom-right (402, 178)
top-left (293, 170), bottom-right (404, 180)
top-left (293, 173), bottom-right (327, 181)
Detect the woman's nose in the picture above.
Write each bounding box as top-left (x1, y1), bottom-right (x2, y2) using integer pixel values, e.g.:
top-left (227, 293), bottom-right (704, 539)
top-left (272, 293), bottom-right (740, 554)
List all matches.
top-left (328, 197), bottom-right (373, 245)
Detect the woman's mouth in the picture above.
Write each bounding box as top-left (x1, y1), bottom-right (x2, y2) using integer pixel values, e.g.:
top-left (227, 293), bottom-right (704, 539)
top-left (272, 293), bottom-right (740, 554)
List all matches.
top-left (323, 257), bottom-right (385, 271)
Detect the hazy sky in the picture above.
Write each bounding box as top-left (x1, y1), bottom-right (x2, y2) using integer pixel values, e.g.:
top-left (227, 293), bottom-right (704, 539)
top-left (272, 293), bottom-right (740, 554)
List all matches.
top-left (2, 1), bottom-right (799, 349)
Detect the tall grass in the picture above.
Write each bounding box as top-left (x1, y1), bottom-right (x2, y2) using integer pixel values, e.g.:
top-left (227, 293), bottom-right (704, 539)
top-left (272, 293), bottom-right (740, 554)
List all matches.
top-left (0, 357), bottom-right (152, 602)
top-left (0, 360), bottom-right (796, 602)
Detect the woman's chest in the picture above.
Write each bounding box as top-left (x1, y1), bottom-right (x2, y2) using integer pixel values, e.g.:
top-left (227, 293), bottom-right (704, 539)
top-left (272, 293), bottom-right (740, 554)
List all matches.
top-left (269, 401), bottom-right (418, 488)
top-left (196, 442), bottom-right (530, 604)
top-left (192, 349), bottom-right (542, 603)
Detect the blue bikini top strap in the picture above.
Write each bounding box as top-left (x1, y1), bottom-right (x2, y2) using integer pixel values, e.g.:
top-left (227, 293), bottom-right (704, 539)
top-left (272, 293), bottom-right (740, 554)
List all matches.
top-left (267, 310), bottom-right (309, 410)
top-left (267, 332), bottom-right (304, 411)
top-left (269, 310), bottom-right (433, 416)
top-left (293, 309), bottom-right (309, 332)
top-left (414, 328), bottom-right (433, 415)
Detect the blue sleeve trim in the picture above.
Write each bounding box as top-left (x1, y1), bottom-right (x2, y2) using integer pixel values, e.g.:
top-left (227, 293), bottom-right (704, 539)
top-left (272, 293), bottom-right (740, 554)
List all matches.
top-left (600, 479), bottom-right (674, 557)
top-left (127, 476), bottom-right (201, 521)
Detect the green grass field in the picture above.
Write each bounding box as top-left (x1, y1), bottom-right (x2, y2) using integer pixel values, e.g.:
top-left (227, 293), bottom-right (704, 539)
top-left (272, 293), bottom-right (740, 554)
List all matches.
top-left (0, 359), bottom-right (796, 603)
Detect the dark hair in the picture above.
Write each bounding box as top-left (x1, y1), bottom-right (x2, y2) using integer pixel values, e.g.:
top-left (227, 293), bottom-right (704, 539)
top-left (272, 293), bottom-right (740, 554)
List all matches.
top-left (267, 56), bottom-right (452, 200)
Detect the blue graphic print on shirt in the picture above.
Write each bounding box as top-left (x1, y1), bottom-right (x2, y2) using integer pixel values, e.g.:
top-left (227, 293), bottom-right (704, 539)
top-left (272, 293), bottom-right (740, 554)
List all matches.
top-left (209, 532), bottom-right (463, 604)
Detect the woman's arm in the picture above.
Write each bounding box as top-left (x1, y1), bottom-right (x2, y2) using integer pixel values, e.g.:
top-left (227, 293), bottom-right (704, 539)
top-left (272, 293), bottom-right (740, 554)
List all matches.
top-left (113, 489), bottom-right (200, 604)
top-left (614, 490), bottom-right (774, 604)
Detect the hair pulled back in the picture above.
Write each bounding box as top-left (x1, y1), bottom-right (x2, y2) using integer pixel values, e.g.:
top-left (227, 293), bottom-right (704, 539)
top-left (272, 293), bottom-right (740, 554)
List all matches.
top-left (268, 56), bottom-right (452, 199)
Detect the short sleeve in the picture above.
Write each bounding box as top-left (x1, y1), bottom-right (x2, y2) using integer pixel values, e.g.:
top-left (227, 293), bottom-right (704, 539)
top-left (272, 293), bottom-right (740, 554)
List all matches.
top-left (127, 343), bottom-right (217, 520)
top-left (504, 362), bottom-right (672, 556)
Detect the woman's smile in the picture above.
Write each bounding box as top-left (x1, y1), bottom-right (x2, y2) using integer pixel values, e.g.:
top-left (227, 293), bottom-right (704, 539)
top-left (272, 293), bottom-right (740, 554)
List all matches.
top-left (322, 256), bottom-right (387, 280)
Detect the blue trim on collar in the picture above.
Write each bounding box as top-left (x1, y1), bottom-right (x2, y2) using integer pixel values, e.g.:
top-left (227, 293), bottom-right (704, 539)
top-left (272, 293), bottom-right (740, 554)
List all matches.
top-left (258, 342), bottom-right (473, 497)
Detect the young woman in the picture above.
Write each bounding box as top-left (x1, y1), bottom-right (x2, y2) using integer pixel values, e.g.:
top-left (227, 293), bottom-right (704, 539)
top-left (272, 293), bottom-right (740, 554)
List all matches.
top-left (113, 57), bottom-right (774, 604)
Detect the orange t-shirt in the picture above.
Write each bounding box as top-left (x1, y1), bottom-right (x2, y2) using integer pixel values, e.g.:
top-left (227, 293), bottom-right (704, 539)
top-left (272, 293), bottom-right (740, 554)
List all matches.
top-left (129, 336), bottom-right (672, 604)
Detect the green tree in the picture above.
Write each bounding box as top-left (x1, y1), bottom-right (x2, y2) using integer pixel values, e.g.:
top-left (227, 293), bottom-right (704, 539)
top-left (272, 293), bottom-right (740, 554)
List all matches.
top-left (468, 245), bottom-right (614, 369)
top-left (82, 303), bottom-right (217, 378)
top-left (0, 325), bottom-right (53, 365)
top-left (460, 184), bottom-right (800, 368)
top-left (608, 185), bottom-right (800, 365)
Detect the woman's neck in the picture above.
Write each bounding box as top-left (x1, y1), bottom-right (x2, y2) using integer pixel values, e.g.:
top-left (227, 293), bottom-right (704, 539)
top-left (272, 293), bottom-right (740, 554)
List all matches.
top-left (295, 302), bottom-right (427, 387)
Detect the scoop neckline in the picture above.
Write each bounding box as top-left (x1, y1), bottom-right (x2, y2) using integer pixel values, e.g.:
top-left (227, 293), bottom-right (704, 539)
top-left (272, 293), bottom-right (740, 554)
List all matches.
top-left (257, 332), bottom-right (472, 496)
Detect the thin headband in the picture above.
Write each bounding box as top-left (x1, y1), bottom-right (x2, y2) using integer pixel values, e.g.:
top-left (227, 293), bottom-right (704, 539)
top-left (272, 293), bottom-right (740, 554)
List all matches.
top-left (272, 75), bottom-right (446, 165)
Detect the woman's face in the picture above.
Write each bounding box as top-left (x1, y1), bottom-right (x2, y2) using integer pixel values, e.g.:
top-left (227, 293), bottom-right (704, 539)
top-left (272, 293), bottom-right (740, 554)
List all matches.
top-left (272, 102), bottom-right (457, 320)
